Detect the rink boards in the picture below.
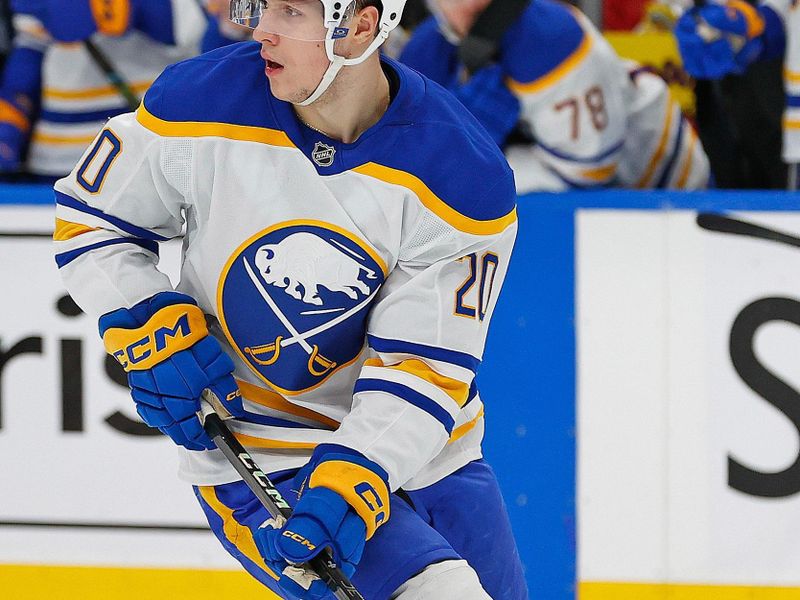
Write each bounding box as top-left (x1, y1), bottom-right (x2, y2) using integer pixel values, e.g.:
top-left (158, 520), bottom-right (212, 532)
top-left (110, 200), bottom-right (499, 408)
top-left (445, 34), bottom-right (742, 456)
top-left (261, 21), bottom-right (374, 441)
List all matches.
top-left (0, 186), bottom-right (798, 598)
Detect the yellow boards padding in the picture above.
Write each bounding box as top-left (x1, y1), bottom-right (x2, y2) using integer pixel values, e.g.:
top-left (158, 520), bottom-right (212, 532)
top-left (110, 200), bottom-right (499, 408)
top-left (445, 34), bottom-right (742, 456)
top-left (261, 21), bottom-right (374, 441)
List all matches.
top-left (0, 565), bottom-right (280, 600)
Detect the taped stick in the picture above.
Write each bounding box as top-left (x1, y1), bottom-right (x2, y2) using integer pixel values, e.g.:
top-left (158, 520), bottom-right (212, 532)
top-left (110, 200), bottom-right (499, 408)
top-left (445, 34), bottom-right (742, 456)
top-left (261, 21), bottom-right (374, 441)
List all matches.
top-left (198, 391), bottom-right (365, 600)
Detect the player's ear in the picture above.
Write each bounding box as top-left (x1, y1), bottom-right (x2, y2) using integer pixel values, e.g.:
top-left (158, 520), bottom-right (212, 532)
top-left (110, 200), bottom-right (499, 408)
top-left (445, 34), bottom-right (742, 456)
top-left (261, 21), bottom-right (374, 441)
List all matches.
top-left (352, 4), bottom-right (380, 43)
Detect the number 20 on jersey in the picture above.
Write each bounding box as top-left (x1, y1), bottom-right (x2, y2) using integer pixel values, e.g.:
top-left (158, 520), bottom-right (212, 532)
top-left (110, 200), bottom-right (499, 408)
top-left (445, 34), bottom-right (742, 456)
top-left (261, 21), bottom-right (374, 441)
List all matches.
top-left (454, 252), bottom-right (499, 321)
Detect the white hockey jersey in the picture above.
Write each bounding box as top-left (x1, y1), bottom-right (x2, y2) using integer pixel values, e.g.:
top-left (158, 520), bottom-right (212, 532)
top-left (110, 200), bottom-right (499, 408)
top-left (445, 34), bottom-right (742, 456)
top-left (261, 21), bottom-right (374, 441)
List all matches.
top-left (502, 3), bottom-right (709, 192)
top-left (54, 46), bottom-right (518, 491)
top-left (15, 0), bottom-right (206, 177)
top-left (764, 0), bottom-right (800, 162)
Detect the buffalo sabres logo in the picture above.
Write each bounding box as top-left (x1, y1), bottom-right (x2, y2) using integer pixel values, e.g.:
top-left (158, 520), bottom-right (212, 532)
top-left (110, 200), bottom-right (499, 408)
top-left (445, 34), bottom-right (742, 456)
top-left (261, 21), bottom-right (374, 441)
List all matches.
top-left (218, 222), bottom-right (385, 394)
top-left (311, 142), bottom-right (335, 167)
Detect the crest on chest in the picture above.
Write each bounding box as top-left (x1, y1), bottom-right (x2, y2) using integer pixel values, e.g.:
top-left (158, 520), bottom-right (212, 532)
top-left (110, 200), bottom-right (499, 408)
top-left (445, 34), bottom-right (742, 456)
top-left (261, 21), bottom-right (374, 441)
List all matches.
top-left (218, 221), bottom-right (386, 394)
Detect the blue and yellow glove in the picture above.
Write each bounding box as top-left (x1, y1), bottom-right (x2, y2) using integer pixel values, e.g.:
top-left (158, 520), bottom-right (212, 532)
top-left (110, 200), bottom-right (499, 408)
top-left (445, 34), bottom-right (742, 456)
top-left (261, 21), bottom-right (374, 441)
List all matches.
top-left (254, 445), bottom-right (391, 599)
top-left (19, 0), bottom-right (131, 41)
top-left (453, 64), bottom-right (521, 147)
top-left (0, 96), bottom-right (31, 173)
top-left (675, 1), bottom-right (767, 79)
top-left (99, 291), bottom-right (243, 450)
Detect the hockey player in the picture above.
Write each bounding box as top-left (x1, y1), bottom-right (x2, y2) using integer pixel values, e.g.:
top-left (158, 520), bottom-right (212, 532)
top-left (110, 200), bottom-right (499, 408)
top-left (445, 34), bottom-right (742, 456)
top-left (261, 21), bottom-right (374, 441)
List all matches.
top-left (400, 0), bottom-right (710, 192)
top-left (0, 0), bottom-right (206, 180)
top-left (675, 0), bottom-right (798, 184)
top-left (53, 0), bottom-right (528, 598)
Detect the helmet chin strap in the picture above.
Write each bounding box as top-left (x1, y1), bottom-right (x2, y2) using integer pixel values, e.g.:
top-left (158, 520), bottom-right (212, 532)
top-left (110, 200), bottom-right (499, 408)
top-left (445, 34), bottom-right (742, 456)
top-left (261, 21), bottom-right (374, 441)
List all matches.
top-left (294, 28), bottom-right (390, 106)
top-left (295, 52), bottom-right (346, 106)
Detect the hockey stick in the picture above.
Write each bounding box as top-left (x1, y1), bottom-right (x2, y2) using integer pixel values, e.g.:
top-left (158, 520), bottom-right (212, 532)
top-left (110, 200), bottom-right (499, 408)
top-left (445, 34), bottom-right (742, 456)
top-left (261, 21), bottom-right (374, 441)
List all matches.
top-left (83, 38), bottom-right (140, 111)
top-left (198, 391), bottom-right (365, 600)
top-left (696, 212), bottom-right (800, 249)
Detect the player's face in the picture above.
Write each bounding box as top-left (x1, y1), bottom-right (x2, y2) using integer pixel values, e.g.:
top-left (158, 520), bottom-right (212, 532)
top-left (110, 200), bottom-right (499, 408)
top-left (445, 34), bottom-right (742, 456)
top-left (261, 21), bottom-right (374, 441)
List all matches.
top-left (251, 0), bottom-right (334, 103)
top-left (434, 0), bottom-right (491, 37)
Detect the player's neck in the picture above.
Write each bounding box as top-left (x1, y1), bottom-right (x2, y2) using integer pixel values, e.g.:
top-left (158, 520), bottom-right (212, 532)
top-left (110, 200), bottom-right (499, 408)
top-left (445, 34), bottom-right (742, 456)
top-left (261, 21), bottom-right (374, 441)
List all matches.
top-left (294, 57), bottom-right (390, 144)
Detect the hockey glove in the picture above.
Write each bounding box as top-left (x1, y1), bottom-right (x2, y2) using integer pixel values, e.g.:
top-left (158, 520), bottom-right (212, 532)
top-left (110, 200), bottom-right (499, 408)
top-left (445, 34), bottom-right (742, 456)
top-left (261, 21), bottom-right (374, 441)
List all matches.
top-left (99, 291), bottom-right (243, 451)
top-left (28, 0), bottom-right (131, 41)
top-left (254, 445), bottom-right (391, 599)
top-left (454, 64), bottom-right (521, 147)
top-left (675, 1), bottom-right (766, 79)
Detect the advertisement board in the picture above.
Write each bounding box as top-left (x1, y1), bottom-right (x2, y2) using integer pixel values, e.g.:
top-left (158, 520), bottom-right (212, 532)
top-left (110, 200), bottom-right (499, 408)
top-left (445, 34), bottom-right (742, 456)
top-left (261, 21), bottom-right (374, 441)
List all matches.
top-left (578, 208), bottom-right (800, 597)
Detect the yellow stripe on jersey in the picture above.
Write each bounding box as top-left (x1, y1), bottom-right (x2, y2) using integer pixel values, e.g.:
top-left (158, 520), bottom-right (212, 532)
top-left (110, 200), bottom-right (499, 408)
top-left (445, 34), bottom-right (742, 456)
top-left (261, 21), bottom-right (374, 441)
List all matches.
top-left (53, 218), bottom-right (99, 241)
top-left (352, 163), bottom-right (517, 236)
top-left (784, 68), bottom-right (800, 84)
top-left (196, 486), bottom-right (280, 581)
top-left (727, 0), bottom-right (765, 38)
top-left (364, 357), bottom-right (470, 408)
top-left (32, 131), bottom-right (103, 145)
top-left (43, 81), bottom-right (152, 101)
top-left (0, 99), bottom-right (29, 131)
top-left (136, 104), bottom-right (296, 148)
top-left (579, 163), bottom-right (618, 183)
top-left (506, 31), bottom-right (592, 95)
top-left (784, 118), bottom-right (800, 130)
top-left (636, 100), bottom-right (675, 188)
top-left (90, 0), bottom-right (131, 37)
top-left (309, 460), bottom-right (390, 539)
top-left (236, 379), bottom-right (340, 429)
top-left (675, 126), bottom-right (698, 189)
top-left (449, 406), bottom-right (484, 444)
top-left (233, 431), bottom-right (319, 450)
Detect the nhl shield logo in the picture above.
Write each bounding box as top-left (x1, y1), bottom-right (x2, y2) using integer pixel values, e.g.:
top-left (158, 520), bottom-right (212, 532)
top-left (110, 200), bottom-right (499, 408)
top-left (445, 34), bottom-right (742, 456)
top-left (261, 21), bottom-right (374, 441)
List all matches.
top-left (311, 141), bottom-right (335, 167)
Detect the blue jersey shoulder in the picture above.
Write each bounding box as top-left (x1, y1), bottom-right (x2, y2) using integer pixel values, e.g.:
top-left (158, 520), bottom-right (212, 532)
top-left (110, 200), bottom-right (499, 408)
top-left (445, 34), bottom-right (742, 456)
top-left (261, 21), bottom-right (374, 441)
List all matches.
top-left (142, 42), bottom-right (278, 129)
top-left (377, 59), bottom-right (515, 222)
top-left (501, 0), bottom-right (586, 84)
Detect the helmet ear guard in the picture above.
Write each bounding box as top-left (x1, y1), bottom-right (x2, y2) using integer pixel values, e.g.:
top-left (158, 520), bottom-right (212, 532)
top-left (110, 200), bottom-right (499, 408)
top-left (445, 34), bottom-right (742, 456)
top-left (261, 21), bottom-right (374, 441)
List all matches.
top-left (233, 0), bottom-right (406, 105)
top-left (296, 0), bottom-right (407, 106)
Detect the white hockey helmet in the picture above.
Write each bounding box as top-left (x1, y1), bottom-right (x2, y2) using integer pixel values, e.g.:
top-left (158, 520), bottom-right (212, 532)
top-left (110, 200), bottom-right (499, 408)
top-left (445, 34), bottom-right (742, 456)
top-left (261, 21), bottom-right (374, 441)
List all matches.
top-left (231, 0), bottom-right (406, 104)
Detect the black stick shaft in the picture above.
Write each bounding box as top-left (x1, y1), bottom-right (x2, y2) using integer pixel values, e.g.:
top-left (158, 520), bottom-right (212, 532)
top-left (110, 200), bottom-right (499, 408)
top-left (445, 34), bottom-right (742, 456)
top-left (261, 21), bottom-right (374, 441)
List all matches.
top-left (202, 412), bottom-right (365, 600)
top-left (83, 39), bottom-right (140, 111)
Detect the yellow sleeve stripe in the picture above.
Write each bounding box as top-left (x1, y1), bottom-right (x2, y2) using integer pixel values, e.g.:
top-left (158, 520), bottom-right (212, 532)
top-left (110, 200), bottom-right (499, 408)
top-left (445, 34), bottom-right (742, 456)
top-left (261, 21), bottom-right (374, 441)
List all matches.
top-left (352, 162), bottom-right (517, 236)
top-left (43, 81), bottom-right (152, 101)
top-left (506, 31), bottom-right (592, 95)
top-left (53, 218), bottom-right (99, 241)
top-left (32, 131), bottom-right (102, 145)
top-left (636, 100), bottom-right (676, 188)
top-left (727, 0), bottom-right (765, 38)
top-left (232, 432), bottom-right (319, 450)
top-left (364, 357), bottom-right (470, 408)
top-left (236, 379), bottom-right (340, 429)
top-left (579, 163), bottom-right (618, 183)
top-left (0, 99), bottom-right (29, 131)
top-left (309, 460), bottom-right (390, 540)
top-left (102, 304), bottom-right (208, 372)
top-left (136, 104), bottom-right (296, 148)
top-left (448, 406), bottom-right (484, 444)
top-left (196, 486), bottom-right (280, 581)
top-left (784, 69), bottom-right (800, 84)
top-left (675, 126), bottom-right (698, 189)
top-left (784, 118), bottom-right (800, 130)
top-left (90, 0), bottom-right (131, 37)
